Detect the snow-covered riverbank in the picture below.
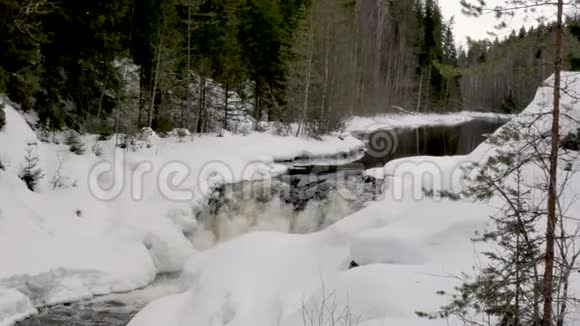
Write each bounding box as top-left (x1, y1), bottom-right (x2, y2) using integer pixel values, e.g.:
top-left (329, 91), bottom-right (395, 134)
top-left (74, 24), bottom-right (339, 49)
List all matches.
top-left (2, 72), bottom-right (579, 325)
top-left (128, 74), bottom-right (580, 326)
top-left (345, 110), bottom-right (513, 134)
top-left (0, 100), bottom-right (366, 325)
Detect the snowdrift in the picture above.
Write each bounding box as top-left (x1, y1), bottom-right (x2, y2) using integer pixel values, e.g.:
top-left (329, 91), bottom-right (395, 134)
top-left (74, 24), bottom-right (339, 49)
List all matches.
top-left (0, 98), bottom-right (364, 324)
top-left (128, 73), bottom-right (580, 326)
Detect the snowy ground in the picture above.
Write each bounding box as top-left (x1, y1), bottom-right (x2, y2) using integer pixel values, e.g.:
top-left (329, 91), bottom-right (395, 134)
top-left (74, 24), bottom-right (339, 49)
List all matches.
top-left (345, 110), bottom-right (513, 134)
top-left (0, 99), bottom-right (365, 325)
top-left (1, 73), bottom-right (578, 325)
top-left (128, 73), bottom-right (580, 326)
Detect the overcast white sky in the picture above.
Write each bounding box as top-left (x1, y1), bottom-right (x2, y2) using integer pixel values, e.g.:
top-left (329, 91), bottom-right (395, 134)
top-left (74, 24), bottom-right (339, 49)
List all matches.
top-left (439, 0), bottom-right (557, 46)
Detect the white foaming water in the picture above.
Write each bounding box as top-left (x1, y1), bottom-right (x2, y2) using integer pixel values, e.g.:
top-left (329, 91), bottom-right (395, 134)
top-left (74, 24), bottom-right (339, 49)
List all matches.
top-left (187, 177), bottom-right (370, 250)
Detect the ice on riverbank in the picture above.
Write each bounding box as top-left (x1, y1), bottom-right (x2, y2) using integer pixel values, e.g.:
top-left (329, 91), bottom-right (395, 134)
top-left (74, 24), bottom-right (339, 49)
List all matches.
top-left (345, 110), bottom-right (513, 134)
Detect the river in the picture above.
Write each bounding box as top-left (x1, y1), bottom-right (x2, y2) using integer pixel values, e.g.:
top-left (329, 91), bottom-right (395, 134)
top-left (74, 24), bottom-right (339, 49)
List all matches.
top-left (16, 118), bottom-right (506, 326)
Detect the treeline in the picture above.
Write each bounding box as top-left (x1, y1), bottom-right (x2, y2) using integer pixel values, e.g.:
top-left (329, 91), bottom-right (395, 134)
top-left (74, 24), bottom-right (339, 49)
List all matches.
top-left (0, 0), bottom-right (481, 135)
top-left (0, 0), bottom-right (308, 134)
top-left (458, 21), bottom-right (580, 113)
top-left (287, 0), bottom-right (462, 134)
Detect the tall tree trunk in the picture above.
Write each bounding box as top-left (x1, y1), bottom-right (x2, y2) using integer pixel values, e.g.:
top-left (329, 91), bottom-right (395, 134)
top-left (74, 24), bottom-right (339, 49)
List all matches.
top-left (186, 6), bottom-right (192, 130)
top-left (416, 71), bottom-right (424, 112)
top-left (297, 28), bottom-right (313, 137)
top-left (149, 20), bottom-right (166, 129)
top-left (374, 0), bottom-right (385, 92)
top-left (320, 22), bottom-right (330, 124)
top-left (96, 75), bottom-right (108, 120)
top-left (224, 79), bottom-right (229, 131)
top-left (200, 75), bottom-right (207, 132)
top-left (444, 77), bottom-right (450, 112)
top-left (425, 64), bottom-right (432, 112)
top-left (541, 1), bottom-right (564, 325)
top-left (194, 74), bottom-right (205, 133)
top-left (254, 81), bottom-right (261, 123)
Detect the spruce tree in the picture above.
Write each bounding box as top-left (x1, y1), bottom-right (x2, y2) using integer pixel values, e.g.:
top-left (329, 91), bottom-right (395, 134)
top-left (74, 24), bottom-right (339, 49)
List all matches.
top-left (426, 128), bottom-right (544, 324)
top-left (20, 142), bottom-right (44, 191)
top-left (35, 0), bottom-right (132, 129)
top-left (0, 0), bottom-right (52, 111)
top-left (238, 0), bottom-right (286, 121)
top-left (65, 130), bottom-right (85, 155)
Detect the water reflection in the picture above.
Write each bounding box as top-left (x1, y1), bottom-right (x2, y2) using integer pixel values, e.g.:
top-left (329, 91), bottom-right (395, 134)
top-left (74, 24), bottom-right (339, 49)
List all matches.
top-left (357, 119), bottom-right (505, 169)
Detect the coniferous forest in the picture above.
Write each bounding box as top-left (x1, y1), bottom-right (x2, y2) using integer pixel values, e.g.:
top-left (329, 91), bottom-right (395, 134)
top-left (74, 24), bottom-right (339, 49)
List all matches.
top-left (1, 0), bottom-right (580, 135)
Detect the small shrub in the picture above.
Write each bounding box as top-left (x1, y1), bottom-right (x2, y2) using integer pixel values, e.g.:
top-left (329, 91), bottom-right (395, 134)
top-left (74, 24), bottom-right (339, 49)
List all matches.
top-left (92, 143), bottom-right (103, 157)
top-left (0, 103), bottom-right (5, 130)
top-left (38, 128), bottom-right (51, 143)
top-left (51, 175), bottom-right (65, 189)
top-left (561, 128), bottom-right (580, 151)
top-left (50, 153), bottom-right (66, 189)
top-left (116, 134), bottom-right (128, 149)
top-left (65, 131), bottom-right (85, 155)
top-left (176, 128), bottom-right (190, 142)
top-left (255, 121), bottom-right (269, 133)
top-left (82, 117), bottom-right (113, 138)
top-left (156, 115), bottom-right (175, 134)
top-left (272, 122), bottom-right (289, 136)
top-left (20, 142), bottom-right (44, 191)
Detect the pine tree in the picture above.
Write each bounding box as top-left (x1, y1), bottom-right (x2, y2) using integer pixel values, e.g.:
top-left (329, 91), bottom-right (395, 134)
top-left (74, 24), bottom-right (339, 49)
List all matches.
top-left (65, 130), bottom-right (86, 155)
top-left (20, 142), bottom-right (44, 191)
top-left (0, 0), bottom-right (52, 111)
top-left (238, 0), bottom-right (286, 121)
top-left (427, 128), bottom-right (544, 324)
top-left (35, 0), bottom-right (132, 130)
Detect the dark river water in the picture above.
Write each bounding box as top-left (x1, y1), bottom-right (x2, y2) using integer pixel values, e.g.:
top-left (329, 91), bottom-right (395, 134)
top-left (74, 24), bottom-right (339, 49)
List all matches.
top-left (354, 118), bottom-right (506, 169)
top-left (288, 118), bottom-right (505, 176)
top-left (16, 118), bottom-right (506, 326)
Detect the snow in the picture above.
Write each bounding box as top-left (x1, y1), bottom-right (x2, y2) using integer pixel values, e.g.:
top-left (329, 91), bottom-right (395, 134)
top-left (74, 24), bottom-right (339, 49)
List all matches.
top-left (128, 195), bottom-right (487, 326)
top-left (0, 98), bottom-right (365, 323)
top-left (2, 71), bottom-right (579, 325)
top-left (362, 167), bottom-right (384, 180)
top-left (345, 110), bottom-right (513, 134)
top-left (127, 155), bottom-right (497, 326)
top-left (0, 289), bottom-right (36, 326)
top-left (128, 73), bottom-right (580, 326)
